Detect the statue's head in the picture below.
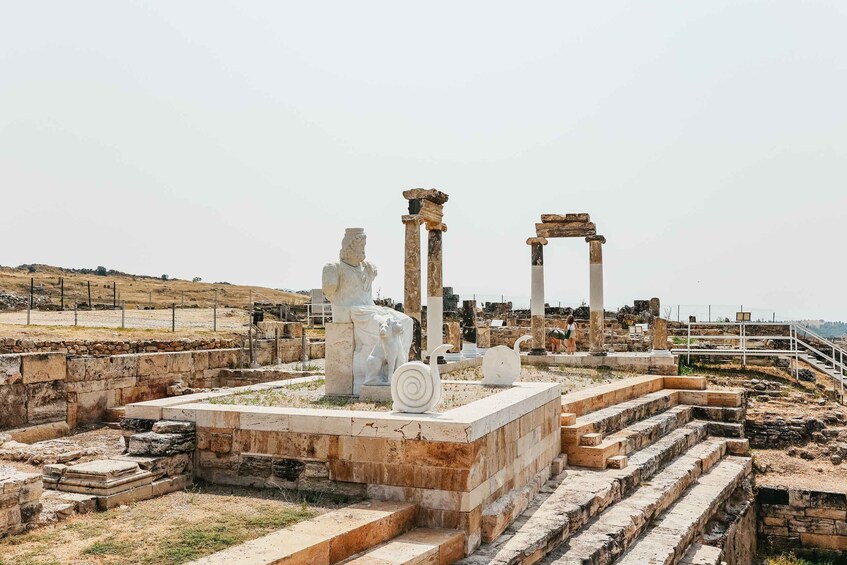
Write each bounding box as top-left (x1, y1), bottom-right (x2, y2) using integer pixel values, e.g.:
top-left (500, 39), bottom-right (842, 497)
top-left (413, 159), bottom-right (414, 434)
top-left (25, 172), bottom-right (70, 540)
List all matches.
top-left (340, 228), bottom-right (367, 266)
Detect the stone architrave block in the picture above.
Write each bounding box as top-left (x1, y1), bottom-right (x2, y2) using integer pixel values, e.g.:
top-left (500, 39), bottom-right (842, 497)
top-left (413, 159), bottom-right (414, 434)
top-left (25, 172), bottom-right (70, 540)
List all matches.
top-left (325, 323), bottom-right (354, 396)
top-left (0, 355), bottom-right (22, 386)
top-left (21, 353), bottom-right (66, 384)
top-left (192, 351), bottom-right (211, 372)
top-left (137, 354), bottom-right (169, 379)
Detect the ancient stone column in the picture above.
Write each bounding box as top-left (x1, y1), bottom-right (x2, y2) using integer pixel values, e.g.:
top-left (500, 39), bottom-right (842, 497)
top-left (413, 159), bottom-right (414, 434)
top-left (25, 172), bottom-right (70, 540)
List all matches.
top-left (527, 237), bottom-right (548, 355)
top-left (649, 297), bottom-right (661, 318)
top-left (426, 225), bottom-right (445, 359)
top-left (586, 235), bottom-right (607, 356)
top-left (402, 215), bottom-right (422, 360)
top-left (652, 318), bottom-right (670, 354)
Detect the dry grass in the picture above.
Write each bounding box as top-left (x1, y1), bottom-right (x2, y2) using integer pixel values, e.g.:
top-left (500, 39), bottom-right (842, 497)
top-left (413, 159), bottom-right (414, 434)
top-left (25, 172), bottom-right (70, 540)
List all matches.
top-left (0, 484), bottom-right (334, 565)
top-left (208, 377), bottom-right (503, 412)
top-left (0, 264), bottom-right (307, 310)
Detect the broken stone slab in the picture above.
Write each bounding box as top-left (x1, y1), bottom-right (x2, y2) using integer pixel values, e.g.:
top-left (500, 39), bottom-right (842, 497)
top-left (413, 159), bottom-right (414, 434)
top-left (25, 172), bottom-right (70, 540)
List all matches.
top-left (151, 420), bottom-right (195, 434)
top-left (128, 432), bottom-right (195, 456)
top-left (51, 473), bottom-right (153, 496)
top-left (109, 453), bottom-right (192, 480)
top-left (62, 459), bottom-right (139, 481)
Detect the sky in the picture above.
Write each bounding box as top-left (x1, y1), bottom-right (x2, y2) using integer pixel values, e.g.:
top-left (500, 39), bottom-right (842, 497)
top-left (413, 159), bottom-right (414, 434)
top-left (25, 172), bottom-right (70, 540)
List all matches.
top-left (1, 1), bottom-right (845, 321)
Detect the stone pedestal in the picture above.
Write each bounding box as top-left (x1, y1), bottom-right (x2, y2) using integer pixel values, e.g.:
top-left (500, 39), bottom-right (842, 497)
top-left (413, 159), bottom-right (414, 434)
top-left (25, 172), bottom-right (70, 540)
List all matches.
top-left (586, 235), bottom-right (607, 356)
top-left (325, 323), bottom-right (354, 395)
top-left (477, 327), bottom-right (491, 348)
top-left (651, 318), bottom-right (671, 356)
top-left (445, 321), bottom-right (461, 355)
top-left (358, 384), bottom-right (392, 402)
top-left (527, 237), bottom-right (548, 355)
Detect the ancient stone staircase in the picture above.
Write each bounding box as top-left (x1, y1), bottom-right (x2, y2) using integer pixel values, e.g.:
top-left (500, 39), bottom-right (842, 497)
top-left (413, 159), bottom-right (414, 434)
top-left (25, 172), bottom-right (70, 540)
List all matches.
top-left (187, 500), bottom-right (463, 565)
top-left (460, 376), bottom-right (752, 565)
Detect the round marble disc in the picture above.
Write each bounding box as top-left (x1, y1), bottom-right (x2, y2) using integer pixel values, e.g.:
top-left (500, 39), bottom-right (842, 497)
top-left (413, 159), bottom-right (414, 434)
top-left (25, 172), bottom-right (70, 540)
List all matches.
top-left (481, 345), bottom-right (521, 386)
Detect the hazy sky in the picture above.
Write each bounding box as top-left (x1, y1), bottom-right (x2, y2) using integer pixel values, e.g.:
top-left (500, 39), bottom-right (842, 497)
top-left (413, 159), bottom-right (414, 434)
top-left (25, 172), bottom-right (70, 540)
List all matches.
top-left (2, 1), bottom-right (845, 321)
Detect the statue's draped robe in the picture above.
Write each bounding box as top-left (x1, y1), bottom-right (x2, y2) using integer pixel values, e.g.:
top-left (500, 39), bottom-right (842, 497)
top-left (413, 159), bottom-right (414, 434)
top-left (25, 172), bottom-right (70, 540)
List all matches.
top-left (322, 260), bottom-right (413, 392)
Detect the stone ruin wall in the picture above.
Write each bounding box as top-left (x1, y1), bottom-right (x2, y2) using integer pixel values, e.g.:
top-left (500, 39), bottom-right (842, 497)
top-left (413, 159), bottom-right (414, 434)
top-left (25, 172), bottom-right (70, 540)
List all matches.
top-left (0, 322), bottom-right (305, 356)
top-left (0, 468), bottom-right (42, 537)
top-left (759, 486), bottom-right (847, 558)
top-left (488, 319), bottom-right (652, 352)
top-left (0, 338), bottom-right (325, 432)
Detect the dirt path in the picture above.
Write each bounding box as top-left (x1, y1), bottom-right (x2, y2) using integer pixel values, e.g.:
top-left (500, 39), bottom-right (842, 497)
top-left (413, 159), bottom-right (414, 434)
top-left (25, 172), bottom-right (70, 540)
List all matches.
top-left (0, 484), bottom-right (340, 565)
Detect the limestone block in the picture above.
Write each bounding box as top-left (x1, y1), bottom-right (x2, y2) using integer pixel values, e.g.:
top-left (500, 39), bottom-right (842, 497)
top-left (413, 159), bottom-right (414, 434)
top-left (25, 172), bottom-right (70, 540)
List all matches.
top-left (137, 354), bottom-right (169, 379)
top-left (359, 384), bottom-right (392, 403)
top-left (167, 352), bottom-right (194, 375)
top-left (152, 420), bottom-right (195, 434)
top-left (0, 383), bottom-right (28, 429)
top-left (21, 353), bottom-right (66, 384)
top-left (26, 381), bottom-right (67, 424)
top-left (192, 351), bottom-right (210, 372)
top-left (129, 431), bottom-right (195, 456)
top-left (0, 355), bottom-right (22, 386)
top-left (209, 349), bottom-right (239, 370)
top-left (477, 327), bottom-right (491, 348)
top-left (326, 323), bottom-right (354, 396)
top-left (74, 389), bottom-right (115, 425)
top-left (65, 358), bottom-right (86, 383)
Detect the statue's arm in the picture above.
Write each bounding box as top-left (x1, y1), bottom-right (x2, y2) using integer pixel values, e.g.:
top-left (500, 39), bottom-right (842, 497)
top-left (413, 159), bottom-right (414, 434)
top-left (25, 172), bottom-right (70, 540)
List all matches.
top-left (322, 263), bottom-right (339, 302)
top-left (364, 261), bottom-right (378, 282)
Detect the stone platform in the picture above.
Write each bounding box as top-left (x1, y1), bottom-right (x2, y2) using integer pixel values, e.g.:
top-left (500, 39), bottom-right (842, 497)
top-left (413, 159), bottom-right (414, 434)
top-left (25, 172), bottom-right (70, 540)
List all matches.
top-left (522, 350), bottom-right (678, 375)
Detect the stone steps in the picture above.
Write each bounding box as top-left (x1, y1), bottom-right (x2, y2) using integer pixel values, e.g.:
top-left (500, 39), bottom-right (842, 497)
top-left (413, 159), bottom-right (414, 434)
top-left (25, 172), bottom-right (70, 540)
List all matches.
top-left (616, 456), bottom-right (753, 565)
top-left (561, 391), bottom-right (678, 450)
top-left (186, 500), bottom-right (416, 565)
top-left (342, 528), bottom-right (465, 565)
top-left (567, 405), bottom-right (693, 468)
top-left (680, 543), bottom-right (723, 565)
top-left (540, 439), bottom-right (727, 564)
top-left (458, 422), bottom-right (709, 565)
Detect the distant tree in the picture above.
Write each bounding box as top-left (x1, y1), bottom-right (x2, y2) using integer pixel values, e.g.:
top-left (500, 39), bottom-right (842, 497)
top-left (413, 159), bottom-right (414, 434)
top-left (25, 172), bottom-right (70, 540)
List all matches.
top-left (95, 266), bottom-right (108, 276)
top-left (161, 274), bottom-right (169, 281)
top-left (192, 277), bottom-right (202, 283)
top-left (27, 264), bottom-right (36, 273)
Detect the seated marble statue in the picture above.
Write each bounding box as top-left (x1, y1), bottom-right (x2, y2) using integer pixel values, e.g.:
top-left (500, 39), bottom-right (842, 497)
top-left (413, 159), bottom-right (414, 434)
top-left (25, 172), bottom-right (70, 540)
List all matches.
top-left (322, 228), bottom-right (413, 392)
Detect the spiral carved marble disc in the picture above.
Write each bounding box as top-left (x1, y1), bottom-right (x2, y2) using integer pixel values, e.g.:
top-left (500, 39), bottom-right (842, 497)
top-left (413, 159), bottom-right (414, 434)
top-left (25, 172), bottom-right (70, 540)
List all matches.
top-left (481, 345), bottom-right (521, 386)
top-left (391, 361), bottom-right (442, 413)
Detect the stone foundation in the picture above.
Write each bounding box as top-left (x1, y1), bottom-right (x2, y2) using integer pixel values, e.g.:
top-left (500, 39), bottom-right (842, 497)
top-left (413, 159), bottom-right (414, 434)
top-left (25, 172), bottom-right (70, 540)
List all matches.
top-left (125, 380), bottom-right (561, 555)
top-left (1, 340), bottom-right (322, 432)
top-left (0, 467), bottom-right (42, 537)
top-left (759, 485), bottom-right (847, 558)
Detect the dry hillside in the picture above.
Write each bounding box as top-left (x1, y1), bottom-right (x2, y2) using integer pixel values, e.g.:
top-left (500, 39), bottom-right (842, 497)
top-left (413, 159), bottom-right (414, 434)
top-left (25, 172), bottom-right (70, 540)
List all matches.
top-left (0, 264), bottom-right (307, 310)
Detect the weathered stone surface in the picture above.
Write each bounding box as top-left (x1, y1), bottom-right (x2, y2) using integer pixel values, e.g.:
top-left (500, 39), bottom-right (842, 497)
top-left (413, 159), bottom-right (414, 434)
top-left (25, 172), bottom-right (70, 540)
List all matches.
top-left (0, 383), bottom-right (28, 429)
top-left (26, 381), bottom-right (66, 424)
top-left (152, 420), bottom-right (195, 434)
top-left (325, 323), bottom-right (355, 396)
top-left (0, 355), bottom-right (22, 386)
top-left (128, 431), bottom-right (195, 456)
top-left (20, 353), bottom-right (66, 384)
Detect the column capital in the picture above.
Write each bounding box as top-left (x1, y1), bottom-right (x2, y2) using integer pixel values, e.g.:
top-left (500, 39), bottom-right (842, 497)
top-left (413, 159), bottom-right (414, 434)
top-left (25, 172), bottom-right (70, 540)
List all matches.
top-left (585, 235), bottom-right (606, 244)
top-left (425, 222), bottom-right (447, 232)
top-left (401, 214), bottom-right (422, 225)
top-left (526, 237), bottom-right (548, 246)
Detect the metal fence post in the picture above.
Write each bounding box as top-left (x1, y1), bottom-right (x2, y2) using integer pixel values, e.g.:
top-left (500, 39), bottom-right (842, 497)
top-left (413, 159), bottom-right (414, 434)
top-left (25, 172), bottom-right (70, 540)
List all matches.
top-left (74, 303), bottom-right (78, 326)
top-left (121, 302), bottom-right (126, 329)
top-left (274, 327), bottom-right (280, 365)
top-left (213, 289), bottom-right (218, 332)
top-left (172, 303), bottom-right (176, 332)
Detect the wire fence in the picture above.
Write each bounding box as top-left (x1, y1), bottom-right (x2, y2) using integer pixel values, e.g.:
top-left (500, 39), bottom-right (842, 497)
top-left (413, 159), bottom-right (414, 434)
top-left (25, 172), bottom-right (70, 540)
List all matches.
top-left (0, 306), bottom-right (250, 332)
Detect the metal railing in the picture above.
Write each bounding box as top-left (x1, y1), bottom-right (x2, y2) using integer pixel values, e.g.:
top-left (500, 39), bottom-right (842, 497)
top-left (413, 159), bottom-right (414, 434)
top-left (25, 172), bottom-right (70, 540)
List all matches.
top-left (670, 321), bottom-right (847, 398)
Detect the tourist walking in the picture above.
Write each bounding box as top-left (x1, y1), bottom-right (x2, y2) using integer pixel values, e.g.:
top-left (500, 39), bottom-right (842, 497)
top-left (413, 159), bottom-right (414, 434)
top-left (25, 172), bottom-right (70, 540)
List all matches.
top-left (565, 315), bottom-right (577, 355)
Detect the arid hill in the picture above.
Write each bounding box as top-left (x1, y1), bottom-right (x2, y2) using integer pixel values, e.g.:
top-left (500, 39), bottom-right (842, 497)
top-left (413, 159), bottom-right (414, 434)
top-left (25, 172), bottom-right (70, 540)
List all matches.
top-left (0, 264), bottom-right (307, 310)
